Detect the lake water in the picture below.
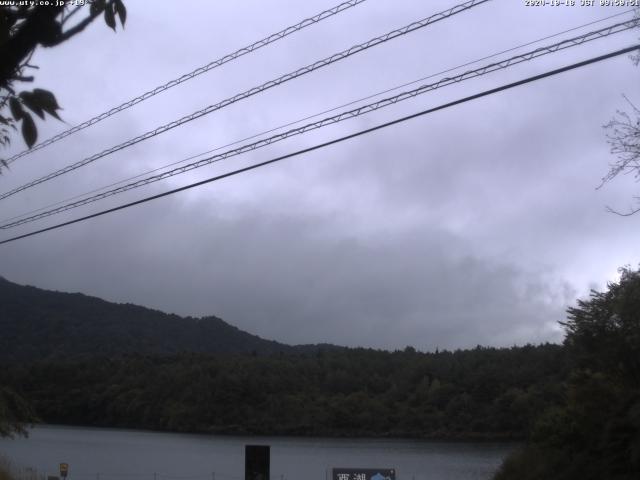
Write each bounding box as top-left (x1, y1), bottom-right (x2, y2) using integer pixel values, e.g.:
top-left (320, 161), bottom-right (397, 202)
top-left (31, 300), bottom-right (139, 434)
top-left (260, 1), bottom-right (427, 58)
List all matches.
top-left (0, 426), bottom-right (515, 480)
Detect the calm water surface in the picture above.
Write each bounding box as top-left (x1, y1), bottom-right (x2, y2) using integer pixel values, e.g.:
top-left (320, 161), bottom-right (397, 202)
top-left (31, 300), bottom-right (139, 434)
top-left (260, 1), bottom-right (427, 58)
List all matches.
top-left (0, 425), bottom-right (516, 480)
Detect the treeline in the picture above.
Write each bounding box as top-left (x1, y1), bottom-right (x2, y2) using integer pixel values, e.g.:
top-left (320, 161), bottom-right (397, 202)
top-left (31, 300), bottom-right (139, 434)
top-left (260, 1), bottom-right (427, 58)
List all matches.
top-left (1, 344), bottom-right (566, 439)
top-left (495, 267), bottom-right (640, 479)
top-left (0, 276), bottom-right (323, 362)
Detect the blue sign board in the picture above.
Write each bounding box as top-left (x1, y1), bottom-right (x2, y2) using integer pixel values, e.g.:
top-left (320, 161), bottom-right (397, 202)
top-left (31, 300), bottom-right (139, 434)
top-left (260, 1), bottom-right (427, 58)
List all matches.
top-left (332, 468), bottom-right (395, 480)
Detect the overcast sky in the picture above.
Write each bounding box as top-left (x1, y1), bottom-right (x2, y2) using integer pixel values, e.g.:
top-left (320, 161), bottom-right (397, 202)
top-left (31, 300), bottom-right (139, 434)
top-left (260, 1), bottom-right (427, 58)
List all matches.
top-left (0, 0), bottom-right (638, 350)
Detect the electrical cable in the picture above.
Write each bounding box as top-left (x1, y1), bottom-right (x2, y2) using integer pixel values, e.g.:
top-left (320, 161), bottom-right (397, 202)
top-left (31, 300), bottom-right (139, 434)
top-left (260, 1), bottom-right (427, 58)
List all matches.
top-left (3, 8), bottom-right (633, 226)
top-left (1, 44), bottom-right (637, 246)
top-left (4, 0), bottom-right (369, 165)
top-left (0, 0), bottom-right (491, 201)
top-left (1, 18), bottom-right (636, 230)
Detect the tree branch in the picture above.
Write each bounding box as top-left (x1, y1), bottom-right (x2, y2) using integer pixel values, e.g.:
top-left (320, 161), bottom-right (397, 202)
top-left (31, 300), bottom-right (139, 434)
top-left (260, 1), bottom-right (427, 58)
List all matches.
top-left (10, 75), bottom-right (34, 82)
top-left (0, 6), bottom-right (64, 88)
top-left (605, 203), bottom-right (640, 217)
top-left (52, 8), bottom-right (103, 45)
top-left (61, 4), bottom-right (84, 26)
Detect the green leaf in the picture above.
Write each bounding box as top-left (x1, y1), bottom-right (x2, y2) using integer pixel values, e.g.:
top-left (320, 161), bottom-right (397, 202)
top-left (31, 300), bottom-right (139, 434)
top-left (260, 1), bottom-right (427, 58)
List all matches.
top-left (19, 91), bottom-right (45, 119)
top-left (21, 113), bottom-right (37, 148)
top-left (9, 97), bottom-right (23, 120)
top-left (115, 0), bottom-right (126, 27)
top-left (90, 0), bottom-right (106, 16)
top-left (31, 89), bottom-right (62, 120)
top-left (104, 3), bottom-right (116, 31)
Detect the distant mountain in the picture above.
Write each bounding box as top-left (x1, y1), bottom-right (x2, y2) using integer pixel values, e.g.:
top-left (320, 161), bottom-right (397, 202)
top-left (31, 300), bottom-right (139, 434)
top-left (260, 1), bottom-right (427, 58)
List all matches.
top-left (0, 276), bottom-right (333, 362)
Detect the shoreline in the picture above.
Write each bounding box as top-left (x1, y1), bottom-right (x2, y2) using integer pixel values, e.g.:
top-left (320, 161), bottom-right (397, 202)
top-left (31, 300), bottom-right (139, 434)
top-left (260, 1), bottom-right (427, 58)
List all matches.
top-left (24, 422), bottom-right (524, 444)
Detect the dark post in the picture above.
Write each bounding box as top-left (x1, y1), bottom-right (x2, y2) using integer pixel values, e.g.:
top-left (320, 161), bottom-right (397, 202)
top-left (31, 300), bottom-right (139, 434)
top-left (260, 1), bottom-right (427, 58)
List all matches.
top-left (245, 445), bottom-right (270, 480)
top-left (59, 463), bottom-right (69, 480)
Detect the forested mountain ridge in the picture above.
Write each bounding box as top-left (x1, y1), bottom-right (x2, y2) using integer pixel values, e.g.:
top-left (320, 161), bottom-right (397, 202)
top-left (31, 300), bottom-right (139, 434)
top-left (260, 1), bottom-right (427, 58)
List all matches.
top-left (0, 276), bottom-right (330, 361)
top-left (0, 276), bottom-right (570, 440)
top-left (1, 344), bottom-right (567, 439)
top-left (495, 267), bottom-right (640, 479)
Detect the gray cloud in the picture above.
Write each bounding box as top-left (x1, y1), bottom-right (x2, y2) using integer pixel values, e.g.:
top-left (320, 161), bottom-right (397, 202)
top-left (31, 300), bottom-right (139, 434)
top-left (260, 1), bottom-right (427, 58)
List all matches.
top-left (1, 0), bottom-right (638, 350)
top-left (0, 197), bottom-right (567, 350)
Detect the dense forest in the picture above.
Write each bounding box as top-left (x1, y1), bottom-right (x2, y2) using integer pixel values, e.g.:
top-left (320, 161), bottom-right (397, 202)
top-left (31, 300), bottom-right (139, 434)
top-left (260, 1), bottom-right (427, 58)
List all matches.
top-left (496, 267), bottom-right (640, 479)
top-left (0, 276), bottom-right (334, 361)
top-left (1, 267), bottom-right (639, 479)
top-left (0, 275), bottom-right (567, 440)
top-left (0, 344), bottom-right (566, 439)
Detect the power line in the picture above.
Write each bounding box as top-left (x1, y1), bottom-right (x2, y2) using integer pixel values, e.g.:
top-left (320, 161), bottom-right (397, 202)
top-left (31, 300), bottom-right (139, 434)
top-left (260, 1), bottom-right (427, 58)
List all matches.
top-left (1, 44), bottom-right (637, 246)
top-left (3, 18), bottom-right (635, 228)
top-left (0, 0), bottom-right (491, 202)
top-left (3, 9), bottom-right (633, 227)
top-left (2, 19), bottom-right (636, 230)
top-left (4, 0), bottom-right (369, 165)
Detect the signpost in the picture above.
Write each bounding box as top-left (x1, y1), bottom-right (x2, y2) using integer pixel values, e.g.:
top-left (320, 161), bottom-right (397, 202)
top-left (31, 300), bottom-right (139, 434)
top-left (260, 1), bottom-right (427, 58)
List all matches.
top-left (332, 468), bottom-right (395, 480)
top-left (245, 445), bottom-right (270, 480)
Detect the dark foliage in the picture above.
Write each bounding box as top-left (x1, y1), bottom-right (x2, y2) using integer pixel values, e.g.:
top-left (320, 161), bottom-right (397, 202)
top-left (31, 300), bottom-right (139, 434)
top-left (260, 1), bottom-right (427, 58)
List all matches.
top-left (0, 387), bottom-right (37, 438)
top-left (0, 1), bottom-right (125, 160)
top-left (0, 276), bottom-right (568, 439)
top-left (495, 267), bottom-right (640, 480)
top-left (0, 344), bottom-right (567, 439)
top-left (0, 276), bottom-right (331, 360)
